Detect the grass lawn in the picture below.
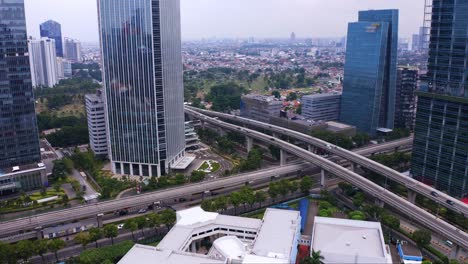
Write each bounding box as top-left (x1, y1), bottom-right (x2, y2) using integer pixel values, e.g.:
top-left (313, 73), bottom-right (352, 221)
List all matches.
top-left (198, 160), bottom-right (220, 173)
top-left (29, 189), bottom-right (65, 201)
top-left (211, 162), bottom-right (221, 173)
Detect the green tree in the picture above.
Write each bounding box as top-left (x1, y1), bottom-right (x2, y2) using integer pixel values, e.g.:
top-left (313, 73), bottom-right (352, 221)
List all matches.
top-left (381, 213), bottom-right (400, 229)
top-left (287, 92), bottom-right (298, 101)
top-left (301, 250), bottom-right (325, 264)
top-left (268, 182), bottom-right (280, 201)
top-left (230, 191), bottom-right (243, 214)
top-left (449, 259), bottom-right (460, 264)
top-left (88, 227), bottom-right (102, 248)
top-left (348, 211), bottom-right (366, 220)
top-left (74, 232), bottom-right (90, 249)
top-left (135, 216), bottom-right (148, 235)
top-left (300, 176), bottom-right (314, 194)
top-left (190, 170), bottom-right (206, 183)
top-left (160, 209), bottom-right (176, 231)
top-left (52, 159), bottom-right (68, 180)
top-left (174, 174), bottom-right (186, 185)
top-left (353, 192), bottom-right (365, 208)
top-left (0, 241), bottom-right (16, 264)
top-left (15, 240), bottom-right (35, 263)
top-left (353, 132), bottom-right (370, 147)
top-left (412, 229), bottom-right (432, 248)
top-left (255, 191), bottom-right (267, 207)
top-left (206, 82), bottom-right (245, 111)
top-left (215, 196), bottom-right (228, 212)
top-left (34, 239), bottom-right (50, 264)
top-left (48, 239), bottom-right (66, 262)
top-left (272, 90), bottom-right (281, 99)
top-left (124, 219), bottom-right (139, 241)
top-left (104, 225), bottom-right (119, 245)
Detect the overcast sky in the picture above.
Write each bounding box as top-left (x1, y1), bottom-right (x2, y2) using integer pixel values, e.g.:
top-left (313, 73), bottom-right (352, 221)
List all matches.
top-left (25, 0), bottom-right (424, 42)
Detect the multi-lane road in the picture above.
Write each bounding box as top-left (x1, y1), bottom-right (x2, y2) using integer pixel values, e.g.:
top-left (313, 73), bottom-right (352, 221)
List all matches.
top-left (186, 106), bottom-right (468, 217)
top-left (186, 108), bottom-right (468, 250)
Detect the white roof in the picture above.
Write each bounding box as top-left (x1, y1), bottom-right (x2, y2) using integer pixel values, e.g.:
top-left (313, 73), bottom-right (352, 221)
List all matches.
top-left (171, 156), bottom-right (195, 170)
top-left (176, 206), bottom-right (218, 226)
top-left (311, 217), bottom-right (390, 264)
top-left (251, 208), bottom-right (301, 261)
top-left (242, 254), bottom-right (290, 264)
top-left (118, 245), bottom-right (224, 264)
top-left (211, 236), bottom-right (246, 260)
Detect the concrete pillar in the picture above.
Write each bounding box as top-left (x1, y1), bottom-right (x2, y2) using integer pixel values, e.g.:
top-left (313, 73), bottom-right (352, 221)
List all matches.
top-left (35, 227), bottom-right (43, 240)
top-left (374, 198), bottom-right (384, 208)
top-left (450, 244), bottom-right (460, 259)
top-left (320, 169), bottom-right (326, 188)
top-left (97, 213), bottom-right (104, 228)
top-left (280, 149), bottom-right (287, 166)
top-left (200, 120), bottom-right (205, 128)
top-left (273, 132), bottom-right (278, 138)
top-left (308, 145), bottom-right (315, 153)
top-left (350, 162), bottom-right (356, 172)
top-left (407, 190), bottom-right (417, 204)
top-left (246, 137), bottom-right (253, 152)
top-left (129, 164), bottom-right (134, 176)
top-left (191, 241), bottom-right (196, 253)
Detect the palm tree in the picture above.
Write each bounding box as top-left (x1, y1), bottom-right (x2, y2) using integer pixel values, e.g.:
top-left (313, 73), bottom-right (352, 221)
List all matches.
top-left (125, 219), bottom-right (138, 241)
top-left (33, 240), bottom-right (49, 264)
top-left (103, 224), bottom-right (118, 245)
top-left (88, 227), bottom-right (102, 248)
top-left (300, 250), bottom-right (324, 264)
top-left (73, 232), bottom-right (90, 250)
top-left (48, 239), bottom-right (66, 262)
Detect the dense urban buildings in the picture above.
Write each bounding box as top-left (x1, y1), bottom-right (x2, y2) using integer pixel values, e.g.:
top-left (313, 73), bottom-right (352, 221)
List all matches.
top-left (85, 90), bottom-right (108, 156)
top-left (98, 0), bottom-right (186, 177)
top-left (302, 93), bottom-right (341, 122)
top-left (412, 0), bottom-right (468, 197)
top-left (39, 20), bottom-right (63, 57)
top-left (119, 207), bottom-right (301, 264)
top-left (0, 0), bottom-right (41, 169)
top-left (394, 66), bottom-right (417, 130)
top-left (240, 94), bottom-right (283, 123)
top-left (340, 9), bottom-right (398, 136)
top-left (28, 38), bottom-right (59, 88)
top-left (64, 37), bottom-right (82, 63)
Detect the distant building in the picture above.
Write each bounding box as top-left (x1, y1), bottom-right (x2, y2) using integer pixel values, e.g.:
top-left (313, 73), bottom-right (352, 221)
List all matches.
top-left (0, 0), bottom-right (41, 169)
top-left (411, 34), bottom-right (419, 51)
top-left (118, 207), bottom-right (301, 264)
top-left (64, 38), bottom-right (82, 63)
top-left (302, 93), bottom-right (341, 122)
top-left (311, 217), bottom-right (392, 264)
top-left (340, 9), bottom-right (398, 136)
top-left (394, 66), bottom-right (417, 131)
top-left (39, 20), bottom-right (63, 57)
top-left (0, 163), bottom-right (47, 195)
top-left (28, 38), bottom-right (59, 88)
top-left (418, 26), bottom-right (429, 51)
top-left (240, 94), bottom-right (283, 123)
top-left (56, 57), bottom-right (64, 79)
top-left (63, 59), bottom-right (72, 77)
top-left (290, 32), bottom-right (296, 42)
top-left (85, 90), bottom-right (108, 156)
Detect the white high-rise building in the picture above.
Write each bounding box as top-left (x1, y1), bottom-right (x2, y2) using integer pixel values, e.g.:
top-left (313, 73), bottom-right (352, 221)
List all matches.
top-left (28, 38), bottom-right (59, 88)
top-left (98, 0), bottom-right (186, 177)
top-left (85, 90), bottom-right (108, 156)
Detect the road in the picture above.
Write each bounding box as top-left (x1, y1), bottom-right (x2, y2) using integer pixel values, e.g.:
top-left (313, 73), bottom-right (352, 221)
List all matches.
top-left (186, 106), bottom-right (468, 217)
top-left (185, 108), bottom-right (468, 250)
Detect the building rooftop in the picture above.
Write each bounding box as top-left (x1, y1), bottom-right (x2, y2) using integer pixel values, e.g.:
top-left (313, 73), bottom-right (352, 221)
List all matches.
top-left (311, 217), bottom-right (391, 264)
top-left (119, 245), bottom-right (224, 264)
top-left (170, 156), bottom-right (195, 170)
top-left (302, 93), bottom-right (341, 99)
top-left (0, 163), bottom-right (46, 176)
top-left (242, 94), bottom-right (283, 104)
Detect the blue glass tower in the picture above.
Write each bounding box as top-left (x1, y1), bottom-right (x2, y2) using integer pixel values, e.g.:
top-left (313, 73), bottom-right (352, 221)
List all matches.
top-left (340, 10), bottom-right (398, 135)
top-left (40, 20), bottom-right (63, 57)
top-left (98, 0), bottom-right (186, 177)
top-left (411, 0), bottom-right (468, 197)
top-left (0, 0), bottom-right (41, 168)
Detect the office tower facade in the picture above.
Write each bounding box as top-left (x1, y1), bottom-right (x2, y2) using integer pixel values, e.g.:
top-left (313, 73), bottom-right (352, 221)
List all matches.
top-left (302, 93), bottom-right (341, 122)
top-left (340, 9), bottom-right (398, 136)
top-left (412, 34), bottom-right (420, 51)
top-left (395, 66), bottom-right (417, 131)
top-left (64, 38), bottom-right (82, 63)
top-left (85, 90), bottom-right (108, 156)
top-left (0, 0), bottom-right (41, 168)
top-left (240, 94), bottom-right (283, 123)
top-left (98, 0), bottom-right (185, 177)
top-left (28, 38), bottom-right (59, 88)
top-left (39, 20), bottom-right (63, 57)
top-left (412, 0), bottom-right (468, 197)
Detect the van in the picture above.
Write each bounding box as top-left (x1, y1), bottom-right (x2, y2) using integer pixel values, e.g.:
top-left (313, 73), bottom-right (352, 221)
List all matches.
top-left (445, 240), bottom-right (453, 247)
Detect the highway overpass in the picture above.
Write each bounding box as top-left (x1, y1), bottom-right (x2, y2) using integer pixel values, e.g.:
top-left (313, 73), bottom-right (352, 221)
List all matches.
top-left (186, 106), bottom-right (468, 217)
top-left (185, 108), bottom-right (468, 251)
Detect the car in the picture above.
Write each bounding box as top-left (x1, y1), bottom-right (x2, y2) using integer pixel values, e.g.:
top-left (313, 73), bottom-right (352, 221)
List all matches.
top-left (430, 191), bottom-right (439, 197)
top-left (446, 200), bottom-right (455, 206)
top-left (117, 224), bottom-right (124, 230)
top-left (138, 209), bottom-right (147, 214)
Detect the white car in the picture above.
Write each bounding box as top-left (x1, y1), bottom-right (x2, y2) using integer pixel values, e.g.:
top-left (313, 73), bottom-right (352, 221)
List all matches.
top-left (117, 224), bottom-right (124, 230)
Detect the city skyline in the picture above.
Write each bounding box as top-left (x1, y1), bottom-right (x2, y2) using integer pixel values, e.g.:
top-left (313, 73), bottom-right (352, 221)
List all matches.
top-left (25, 0), bottom-right (425, 42)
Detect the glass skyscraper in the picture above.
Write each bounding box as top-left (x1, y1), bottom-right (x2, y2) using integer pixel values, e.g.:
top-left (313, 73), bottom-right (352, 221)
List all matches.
top-left (411, 0), bottom-right (468, 197)
top-left (40, 20), bottom-right (63, 57)
top-left (98, 0), bottom-right (185, 177)
top-left (340, 10), bottom-right (398, 136)
top-left (0, 0), bottom-right (41, 168)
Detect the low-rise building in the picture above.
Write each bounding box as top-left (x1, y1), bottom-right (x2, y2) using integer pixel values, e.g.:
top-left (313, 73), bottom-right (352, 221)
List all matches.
top-left (118, 207), bottom-right (301, 264)
top-left (0, 163), bottom-right (47, 195)
top-left (85, 90), bottom-right (108, 156)
top-left (240, 94), bottom-right (283, 123)
top-left (311, 217), bottom-right (392, 264)
top-left (302, 93), bottom-right (341, 122)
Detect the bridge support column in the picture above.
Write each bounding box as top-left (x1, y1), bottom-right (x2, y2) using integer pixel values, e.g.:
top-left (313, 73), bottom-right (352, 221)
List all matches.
top-left (246, 137), bottom-right (253, 152)
top-left (191, 241), bottom-right (196, 253)
top-left (350, 162), bottom-right (357, 172)
top-left (200, 120), bottom-right (205, 128)
top-left (35, 227), bottom-right (43, 240)
top-left (407, 190), bottom-right (417, 204)
top-left (97, 213), bottom-right (104, 228)
top-left (320, 170), bottom-right (326, 189)
top-left (374, 198), bottom-right (384, 208)
top-left (450, 244), bottom-right (460, 259)
top-left (308, 145), bottom-right (316, 153)
top-left (280, 149), bottom-right (287, 166)
top-left (272, 132), bottom-right (278, 138)
top-left (153, 201), bottom-right (161, 213)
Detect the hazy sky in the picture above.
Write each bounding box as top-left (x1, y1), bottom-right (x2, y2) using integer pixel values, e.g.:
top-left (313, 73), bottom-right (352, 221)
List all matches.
top-left (25, 0), bottom-right (424, 42)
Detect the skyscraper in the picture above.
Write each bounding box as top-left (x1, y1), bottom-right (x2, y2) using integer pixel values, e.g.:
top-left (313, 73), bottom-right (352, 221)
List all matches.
top-left (0, 0), bottom-right (41, 168)
top-left (98, 0), bottom-right (185, 177)
top-left (64, 38), bottom-right (82, 63)
top-left (395, 66), bottom-right (417, 131)
top-left (411, 0), bottom-right (468, 197)
top-left (28, 38), bottom-right (59, 88)
top-left (39, 20), bottom-right (63, 57)
top-left (340, 9), bottom-right (398, 135)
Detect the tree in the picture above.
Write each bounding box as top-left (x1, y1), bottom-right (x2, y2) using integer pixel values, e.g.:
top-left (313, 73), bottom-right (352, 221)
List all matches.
top-left (300, 176), bottom-right (314, 194)
top-left (272, 90), bottom-right (281, 99)
top-left (215, 196), bottom-right (228, 212)
top-left (268, 182), bottom-right (280, 201)
top-left (381, 213), bottom-right (400, 229)
top-left (89, 227), bottom-right (103, 248)
top-left (206, 82), bottom-right (245, 112)
top-left (74, 232), bottom-right (90, 249)
top-left (269, 145), bottom-right (281, 160)
top-left (412, 229), bottom-right (432, 248)
top-left (48, 239), bottom-right (66, 262)
top-left (353, 192), bottom-right (365, 208)
top-left (135, 216), bottom-right (148, 235)
top-left (287, 92), bottom-right (298, 101)
top-left (160, 209), bottom-right (176, 230)
top-left (52, 159), bottom-right (68, 180)
top-left (348, 210), bottom-right (366, 220)
top-left (353, 132), bottom-right (370, 148)
top-left (301, 250), bottom-right (325, 264)
top-left (230, 191), bottom-right (243, 214)
top-left (125, 219), bottom-right (139, 241)
top-left (15, 240), bottom-right (35, 263)
top-left (104, 224), bottom-right (119, 245)
top-left (449, 259), bottom-right (460, 264)
top-left (190, 170), bottom-right (206, 183)
top-left (147, 213), bottom-right (161, 234)
top-left (174, 174), bottom-right (186, 185)
top-left (0, 242), bottom-right (17, 264)
top-left (255, 191), bottom-right (267, 207)
top-left (34, 239), bottom-right (49, 264)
